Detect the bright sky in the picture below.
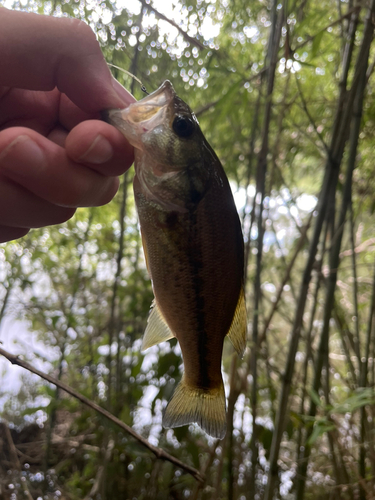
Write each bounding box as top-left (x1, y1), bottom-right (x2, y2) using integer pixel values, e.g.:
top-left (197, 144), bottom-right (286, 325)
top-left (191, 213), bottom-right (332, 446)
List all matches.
top-left (232, 183), bottom-right (317, 214)
top-left (0, 0), bottom-right (220, 40)
top-left (1, 0), bottom-right (222, 40)
top-left (122, 0), bottom-right (221, 40)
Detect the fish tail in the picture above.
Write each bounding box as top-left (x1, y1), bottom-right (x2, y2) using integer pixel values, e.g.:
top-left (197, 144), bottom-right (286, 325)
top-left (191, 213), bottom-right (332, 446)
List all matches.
top-left (163, 377), bottom-right (227, 439)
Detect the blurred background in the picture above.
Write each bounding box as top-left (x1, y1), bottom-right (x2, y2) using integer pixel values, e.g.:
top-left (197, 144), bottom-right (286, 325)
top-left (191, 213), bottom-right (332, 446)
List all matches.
top-left (1, 0), bottom-right (375, 499)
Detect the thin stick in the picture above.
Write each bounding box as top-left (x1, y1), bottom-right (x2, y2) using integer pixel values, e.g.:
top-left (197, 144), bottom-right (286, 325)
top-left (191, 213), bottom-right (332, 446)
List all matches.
top-left (0, 346), bottom-right (204, 483)
top-left (191, 440), bottom-right (220, 500)
top-left (258, 216), bottom-right (312, 347)
top-left (3, 424), bottom-right (34, 500)
top-left (137, 0), bottom-right (205, 50)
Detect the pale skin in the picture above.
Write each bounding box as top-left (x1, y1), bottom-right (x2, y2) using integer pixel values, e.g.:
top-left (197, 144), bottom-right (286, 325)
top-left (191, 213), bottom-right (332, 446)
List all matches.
top-left (0, 8), bottom-right (136, 243)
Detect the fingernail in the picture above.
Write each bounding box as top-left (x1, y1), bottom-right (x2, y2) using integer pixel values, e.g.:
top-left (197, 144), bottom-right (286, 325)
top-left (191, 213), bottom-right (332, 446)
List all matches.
top-left (0, 135), bottom-right (45, 176)
top-left (79, 134), bottom-right (114, 164)
top-left (111, 77), bottom-right (137, 106)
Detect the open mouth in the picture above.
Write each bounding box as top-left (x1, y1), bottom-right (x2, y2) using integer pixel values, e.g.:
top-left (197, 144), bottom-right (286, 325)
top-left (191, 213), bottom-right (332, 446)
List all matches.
top-left (127, 80), bottom-right (175, 128)
top-left (102, 80), bottom-right (176, 144)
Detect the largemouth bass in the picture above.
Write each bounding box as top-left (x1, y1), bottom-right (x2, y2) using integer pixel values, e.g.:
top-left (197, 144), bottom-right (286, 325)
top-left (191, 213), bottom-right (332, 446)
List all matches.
top-left (103, 81), bottom-right (247, 439)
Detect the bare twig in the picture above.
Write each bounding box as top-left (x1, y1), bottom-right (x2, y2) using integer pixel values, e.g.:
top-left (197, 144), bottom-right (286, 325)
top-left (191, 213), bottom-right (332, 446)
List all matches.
top-left (295, 77), bottom-right (330, 155)
top-left (138, 0), bottom-right (205, 50)
top-left (83, 439), bottom-right (115, 500)
top-left (3, 424), bottom-right (34, 500)
top-left (293, 6), bottom-right (361, 54)
top-left (259, 216), bottom-right (312, 347)
top-left (295, 228), bottom-right (326, 467)
top-left (358, 260), bottom-right (375, 497)
top-left (349, 203), bottom-right (361, 364)
top-left (191, 440), bottom-right (220, 500)
top-left (248, 4), bottom-right (285, 494)
top-left (0, 347), bottom-right (204, 483)
top-left (333, 305), bottom-right (358, 386)
top-left (212, 354), bottom-right (241, 499)
top-left (226, 354), bottom-right (241, 500)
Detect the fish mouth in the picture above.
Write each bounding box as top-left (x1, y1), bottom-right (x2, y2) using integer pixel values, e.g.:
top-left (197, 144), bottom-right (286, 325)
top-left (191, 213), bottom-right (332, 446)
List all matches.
top-left (129, 80), bottom-right (175, 124)
top-left (103, 81), bottom-right (176, 146)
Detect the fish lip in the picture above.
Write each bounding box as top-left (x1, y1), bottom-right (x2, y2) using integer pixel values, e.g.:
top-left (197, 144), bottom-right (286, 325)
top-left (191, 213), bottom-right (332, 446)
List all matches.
top-left (103, 80), bottom-right (176, 143)
top-left (138, 80), bottom-right (176, 108)
top-left (126, 80), bottom-right (176, 126)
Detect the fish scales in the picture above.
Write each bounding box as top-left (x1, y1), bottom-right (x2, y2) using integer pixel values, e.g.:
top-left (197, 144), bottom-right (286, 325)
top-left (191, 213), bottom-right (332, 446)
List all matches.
top-left (134, 166), bottom-right (243, 388)
top-left (103, 81), bottom-right (247, 438)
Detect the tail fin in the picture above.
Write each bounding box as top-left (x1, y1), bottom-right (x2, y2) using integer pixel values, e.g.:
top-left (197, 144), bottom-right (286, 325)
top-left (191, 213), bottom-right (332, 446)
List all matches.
top-left (163, 377), bottom-right (227, 439)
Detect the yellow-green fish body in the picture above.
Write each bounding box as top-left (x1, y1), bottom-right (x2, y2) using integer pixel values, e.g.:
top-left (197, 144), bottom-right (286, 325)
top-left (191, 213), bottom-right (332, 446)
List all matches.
top-left (104, 81), bottom-right (247, 438)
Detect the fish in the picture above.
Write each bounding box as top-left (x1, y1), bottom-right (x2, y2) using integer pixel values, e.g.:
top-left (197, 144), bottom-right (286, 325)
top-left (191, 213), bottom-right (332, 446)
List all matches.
top-left (103, 81), bottom-right (247, 439)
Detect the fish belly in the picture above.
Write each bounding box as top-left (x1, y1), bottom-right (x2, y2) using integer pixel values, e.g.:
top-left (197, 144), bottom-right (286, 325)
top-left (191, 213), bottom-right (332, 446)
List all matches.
top-left (134, 173), bottom-right (244, 388)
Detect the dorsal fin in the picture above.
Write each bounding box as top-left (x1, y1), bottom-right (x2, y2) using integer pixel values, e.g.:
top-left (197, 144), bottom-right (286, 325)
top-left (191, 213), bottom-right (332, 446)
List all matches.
top-left (226, 288), bottom-right (247, 358)
top-left (141, 300), bottom-right (175, 351)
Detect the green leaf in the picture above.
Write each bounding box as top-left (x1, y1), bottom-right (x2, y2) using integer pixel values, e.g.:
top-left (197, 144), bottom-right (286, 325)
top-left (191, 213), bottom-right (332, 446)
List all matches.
top-left (332, 388), bottom-right (375, 414)
top-left (306, 420), bottom-right (335, 446)
top-left (309, 389), bottom-right (322, 408)
top-left (21, 406), bottom-right (47, 416)
top-left (311, 31), bottom-right (325, 59)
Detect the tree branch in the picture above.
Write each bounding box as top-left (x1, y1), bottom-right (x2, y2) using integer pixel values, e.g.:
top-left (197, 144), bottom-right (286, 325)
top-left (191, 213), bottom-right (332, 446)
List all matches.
top-left (195, 7), bottom-right (361, 118)
top-left (0, 346), bottom-right (204, 483)
top-left (138, 0), bottom-right (205, 50)
top-left (3, 423), bottom-right (34, 500)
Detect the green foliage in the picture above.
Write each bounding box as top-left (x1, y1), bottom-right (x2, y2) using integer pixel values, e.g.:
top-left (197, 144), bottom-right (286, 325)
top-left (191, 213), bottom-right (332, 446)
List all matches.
top-left (2, 0), bottom-right (375, 498)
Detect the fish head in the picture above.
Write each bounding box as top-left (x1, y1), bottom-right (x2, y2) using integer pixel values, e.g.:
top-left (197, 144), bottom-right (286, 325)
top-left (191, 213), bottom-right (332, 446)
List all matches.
top-left (104, 80), bottom-right (205, 170)
top-left (104, 81), bottom-right (211, 211)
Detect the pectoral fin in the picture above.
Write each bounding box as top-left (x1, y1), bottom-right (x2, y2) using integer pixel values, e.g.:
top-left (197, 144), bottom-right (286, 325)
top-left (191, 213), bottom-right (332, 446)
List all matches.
top-left (227, 288), bottom-right (247, 358)
top-left (141, 300), bottom-right (175, 351)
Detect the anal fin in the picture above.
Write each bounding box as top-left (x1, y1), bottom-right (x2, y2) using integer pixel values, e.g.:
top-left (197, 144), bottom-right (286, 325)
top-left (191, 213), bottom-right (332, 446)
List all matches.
top-left (141, 300), bottom-right (175, 351)
top-left (227, 288), bottom-right (247, 358)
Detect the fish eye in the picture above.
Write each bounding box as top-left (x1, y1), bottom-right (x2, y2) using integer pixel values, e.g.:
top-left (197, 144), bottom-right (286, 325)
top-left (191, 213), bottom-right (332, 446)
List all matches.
top-left (172, 115), bottom-right (195, 138)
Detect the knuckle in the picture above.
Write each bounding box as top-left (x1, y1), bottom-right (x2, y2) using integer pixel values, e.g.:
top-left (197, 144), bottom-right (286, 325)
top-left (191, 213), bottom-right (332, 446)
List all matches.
top-left (67, 18), bottom-right (98, 50)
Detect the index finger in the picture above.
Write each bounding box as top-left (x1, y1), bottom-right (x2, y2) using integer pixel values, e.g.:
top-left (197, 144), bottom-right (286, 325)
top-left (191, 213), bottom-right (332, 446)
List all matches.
top-left (0, 8), bottom-right (135, 112)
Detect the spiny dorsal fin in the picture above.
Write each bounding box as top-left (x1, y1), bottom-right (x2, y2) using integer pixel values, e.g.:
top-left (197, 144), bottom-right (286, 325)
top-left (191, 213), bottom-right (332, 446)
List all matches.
top-left (141, 300), bottom-right (175, 351)
top-left (227, 288), bottom-right (247, 358)
top-left (163, 376), bottom-right (227, 439)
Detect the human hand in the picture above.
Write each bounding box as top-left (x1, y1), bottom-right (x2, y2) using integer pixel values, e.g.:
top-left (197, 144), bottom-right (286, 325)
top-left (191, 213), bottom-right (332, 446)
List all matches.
top-left (0, 8), bottom-right (135, 243)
